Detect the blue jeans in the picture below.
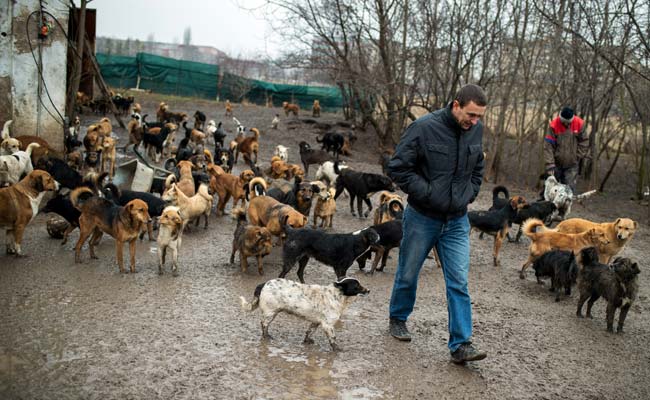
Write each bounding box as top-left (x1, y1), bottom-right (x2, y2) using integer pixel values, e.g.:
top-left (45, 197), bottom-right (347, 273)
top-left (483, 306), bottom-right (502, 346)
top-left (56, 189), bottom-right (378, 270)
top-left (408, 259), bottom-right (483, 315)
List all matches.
top-left (389, 206), bottom-right (473, 352)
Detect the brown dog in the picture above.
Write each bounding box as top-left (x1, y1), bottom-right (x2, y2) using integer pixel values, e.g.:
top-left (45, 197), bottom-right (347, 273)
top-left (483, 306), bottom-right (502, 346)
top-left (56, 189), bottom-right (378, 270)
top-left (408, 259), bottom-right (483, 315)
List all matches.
top-left (101, 137), bottom-right (117, 178)
top-left (247, 195), bottom-right (308, 239)
top-left (312, 100), bottom-right (321, 117)
top-left (373, 191), bottom-right (404, 225)
top-left (236, 128), bottom-right (260, 164)
top-left (225, 100), bottom-right (233, 117)
top-left (283, 101), bottom-right (300, 117)
top-left (71, 187), bottom-right (150, 273)
top-left (96, 117), bottom-right (113, 137)
top-left (313, 187), bottom-right (336, 228)
top-left (556, 217), bottom-right (637, 263)
top-left (0, 170), bottom-right (59, 256)
top-left (175, 160), bottom-right (196, 197)
top-left (207, 164), bottom-right (255, 215)
top-left (520, 218), bottom-right (610, 279)
top-left (230, 208), bottom-right (273, 275)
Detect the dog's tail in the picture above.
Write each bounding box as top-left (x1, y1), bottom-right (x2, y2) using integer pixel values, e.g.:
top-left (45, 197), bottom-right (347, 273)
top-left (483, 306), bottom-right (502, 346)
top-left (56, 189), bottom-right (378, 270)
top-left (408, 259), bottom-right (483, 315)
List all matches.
top-left (492, 185), bottom-right (509, 203)
top-left (240, 282), bottom-right (266, 312)
top-left (248, 177), bottom-right (267, 201)
top-left (70, 186), bottom-right (95, 210)
top-left (574, 189), bottom-right (597, 201)
top-left (165, 174), bottom-right (177, 189)
top-left (1, 120), bottom-right (12, 140)
top-left (233, 117), bottom-right (242, 128)
top-left (24, 142), bottom-right (41, 157)
top-left (522, 218), bottom-right (549, 239)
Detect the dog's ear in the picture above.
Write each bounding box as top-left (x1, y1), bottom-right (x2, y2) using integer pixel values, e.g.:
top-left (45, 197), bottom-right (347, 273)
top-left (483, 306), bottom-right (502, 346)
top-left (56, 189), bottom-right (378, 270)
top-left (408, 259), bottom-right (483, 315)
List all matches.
top-left (302, 216), bottom-right (308, 226)
top-left (34, 174), bottom-right (44, 192)
top-left (281, 213), bottom-right (290, 228)
top-left (633, 220), bottom-right (638, 229)
top-left (311, 183), bottom-right (321, 193)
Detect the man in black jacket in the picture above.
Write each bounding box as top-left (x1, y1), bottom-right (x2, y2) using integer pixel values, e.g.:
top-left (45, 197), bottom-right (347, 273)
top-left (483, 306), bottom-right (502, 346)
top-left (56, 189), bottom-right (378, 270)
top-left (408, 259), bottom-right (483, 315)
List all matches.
top-left (386, 84), bottom-right (487, 364)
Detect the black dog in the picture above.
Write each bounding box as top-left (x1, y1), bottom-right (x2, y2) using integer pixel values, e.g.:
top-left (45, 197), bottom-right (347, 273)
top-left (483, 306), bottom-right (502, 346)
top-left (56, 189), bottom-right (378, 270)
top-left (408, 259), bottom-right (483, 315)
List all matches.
top-left (531, 250), bottom-right (578, 302)
top-left (577, 247), bottom-right (640, 333)
top-left (42, 194), bottom-right (81, 245)
top-left (483, 186), bottom-right (557, 242)
top-left (194, 110), bottom-right (206, 131)
top-left (334, 162), bottom-right (395, 218)
top-left (299, 141), bottom-right (334, 176)
top-left (142, 114), bottom-right (164, 129)
top-left (468, 196), bottom-right (527, 266)
top-left (279, 227), bottom-right (380, 283)
top-left (213, 121), bottom-right (227, 150)
top-left (174, 138), bottom-right (194, 164)
top-left (316, 132), bottom-right (345, 158)
top-left (143, 123), bottom-right (174, 162)
top-left (36, 157), bottom-right (84, 189)
top-left (356, 220), bottom-right (402, 274)
top-left (103, 183), bottom-right (167, 240)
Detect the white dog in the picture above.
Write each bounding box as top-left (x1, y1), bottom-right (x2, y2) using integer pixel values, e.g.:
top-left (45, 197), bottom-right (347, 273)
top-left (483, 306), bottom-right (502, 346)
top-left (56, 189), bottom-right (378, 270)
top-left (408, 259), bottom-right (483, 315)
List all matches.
top-left (162, 182), bottom-right (213, 230)
top-left (240, 277), bottom-right (369, 351)
top-left (543, 175), bottom-right (597, 220)
top-left (0, 120), bottom-right (20, 155)
top-left (274, 145), bottom-right (289, 162)
top-left (157, 206), bottom-right (184, 276)
top-left (271, 114), bottom-right (280, 129)
top-left (0, 143), bottom-right (40, 186)
top-left (315, 160), bottom-right (348, 186)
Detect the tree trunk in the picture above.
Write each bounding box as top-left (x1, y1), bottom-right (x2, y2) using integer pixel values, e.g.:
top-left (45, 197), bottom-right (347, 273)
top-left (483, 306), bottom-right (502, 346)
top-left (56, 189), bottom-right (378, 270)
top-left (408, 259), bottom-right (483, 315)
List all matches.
top-left (65, 0), bottom-right (87, 122)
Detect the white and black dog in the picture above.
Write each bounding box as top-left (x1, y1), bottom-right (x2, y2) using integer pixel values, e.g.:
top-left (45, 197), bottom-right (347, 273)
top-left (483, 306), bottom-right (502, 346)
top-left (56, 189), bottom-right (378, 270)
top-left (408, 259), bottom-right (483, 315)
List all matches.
top-left (542, 175), bottom-right (596, 221)
top-left (240, 277), bottom-right (369, 351)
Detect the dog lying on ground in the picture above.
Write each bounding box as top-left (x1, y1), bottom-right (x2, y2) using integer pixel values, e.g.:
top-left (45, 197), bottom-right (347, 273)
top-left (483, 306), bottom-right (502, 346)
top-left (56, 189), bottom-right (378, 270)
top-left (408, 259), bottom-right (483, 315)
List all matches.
top-left (313, 186), bottom-right (336, 228)
top-left (230, 208), bottom-right (273, 275)
top-left (162, 182), bottom-right (213, 230)
top-left (373, 191), bottom-right (404, 225)
top-left (279, 226), bottom-right (380, 283)
top-left (334, 162), bottom-right (395, 218)
top-left (555, 217), bottom-right (637, 263)
top-left (520, 218), bottom-right (610, 280)
top-left (157, 206), bottom-right (184, 276)
top-left (356, 219), bottom-right (402, 274)
top-left (299, 141), bottom-right (334, 176)
top-left (247, 195), bottom-right (308, 239)
top-left (282, 101), bottom-right (300, 117)
top-left (576, 247), bottom-right (640, 333)
top-left (240, 277), bottom-right (369, 351)
top-left (267, 177), bottom-right (320, 217)
top-left (71, 187), bottom-right (150, 273)
top-left (469, 196), bottom-right (527, 266)
top-left (531, 250), bottom-right (579, 302)
top-left (0, 170), bottom-right (59, 255)
top-left (0, 143), bottom-right (40, 186)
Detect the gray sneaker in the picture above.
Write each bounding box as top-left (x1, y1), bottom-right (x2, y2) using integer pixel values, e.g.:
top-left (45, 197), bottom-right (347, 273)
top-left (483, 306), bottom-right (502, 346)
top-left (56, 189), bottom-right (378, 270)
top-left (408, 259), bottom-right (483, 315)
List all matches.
top-left (389, 318), bottom-right (412, 342)
top-left (450, 343), bottom-right (487, 364)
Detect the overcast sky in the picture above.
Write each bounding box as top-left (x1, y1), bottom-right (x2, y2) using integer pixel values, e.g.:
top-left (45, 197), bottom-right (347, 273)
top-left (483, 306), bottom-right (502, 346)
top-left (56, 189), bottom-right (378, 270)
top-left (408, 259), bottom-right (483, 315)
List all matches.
top-left (88, 0), bottom-right (280, 57)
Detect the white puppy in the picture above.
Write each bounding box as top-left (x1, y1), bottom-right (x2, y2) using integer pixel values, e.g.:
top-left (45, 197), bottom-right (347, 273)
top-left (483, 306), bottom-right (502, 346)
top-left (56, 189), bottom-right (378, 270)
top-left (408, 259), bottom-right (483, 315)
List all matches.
top-left (240, 277), bottom-right (369, 351)
top-left (274, 145), bottom-right (289, 162)
top-left (0, 143), bottom-right (40, 186)
top-left (157, 206), bottom-right (184, 276)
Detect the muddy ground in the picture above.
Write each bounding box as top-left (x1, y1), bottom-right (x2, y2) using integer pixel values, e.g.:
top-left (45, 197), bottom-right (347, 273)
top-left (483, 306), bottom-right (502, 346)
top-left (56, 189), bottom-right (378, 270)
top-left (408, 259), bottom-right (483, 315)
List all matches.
top-left (1, 93), bottom-right (649, 400)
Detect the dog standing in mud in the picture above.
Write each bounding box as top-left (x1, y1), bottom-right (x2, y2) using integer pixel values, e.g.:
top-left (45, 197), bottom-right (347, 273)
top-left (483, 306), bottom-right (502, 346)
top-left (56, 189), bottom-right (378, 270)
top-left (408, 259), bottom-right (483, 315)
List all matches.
top-left (240, 277), bottom-right (369, 351)
top-left (230, 208), bottom-right (273, 275)
top-left (157, 206), bottom-right (184, 276)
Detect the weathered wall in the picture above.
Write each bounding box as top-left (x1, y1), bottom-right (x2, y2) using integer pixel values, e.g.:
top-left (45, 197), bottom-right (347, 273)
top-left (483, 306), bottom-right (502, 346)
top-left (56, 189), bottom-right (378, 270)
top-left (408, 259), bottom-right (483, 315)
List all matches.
top-left (0, 1), bottom-right (68, 152)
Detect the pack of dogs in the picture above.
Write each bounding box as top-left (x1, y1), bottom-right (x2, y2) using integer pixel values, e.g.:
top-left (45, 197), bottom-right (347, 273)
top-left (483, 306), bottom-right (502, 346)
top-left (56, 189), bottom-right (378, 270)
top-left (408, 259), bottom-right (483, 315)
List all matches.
top-left (0, 99), bottom-right (643, 352)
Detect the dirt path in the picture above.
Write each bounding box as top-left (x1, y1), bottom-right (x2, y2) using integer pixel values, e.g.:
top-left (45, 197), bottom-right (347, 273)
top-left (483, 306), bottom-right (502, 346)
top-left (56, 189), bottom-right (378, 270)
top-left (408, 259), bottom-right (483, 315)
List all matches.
top-left (1, 96), bottom-right (649, 399)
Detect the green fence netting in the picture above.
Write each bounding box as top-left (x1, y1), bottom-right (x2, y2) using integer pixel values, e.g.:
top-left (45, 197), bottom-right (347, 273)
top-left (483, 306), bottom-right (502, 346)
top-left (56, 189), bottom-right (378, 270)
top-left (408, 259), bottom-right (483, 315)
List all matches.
top-left (96, 52), bottom-right (343, 111)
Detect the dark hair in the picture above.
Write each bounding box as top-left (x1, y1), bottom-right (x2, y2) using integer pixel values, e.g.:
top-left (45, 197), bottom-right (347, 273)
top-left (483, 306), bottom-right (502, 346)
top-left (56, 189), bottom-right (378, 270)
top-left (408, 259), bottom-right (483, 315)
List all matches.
top-left (454, 84), bottom-right (488, 107)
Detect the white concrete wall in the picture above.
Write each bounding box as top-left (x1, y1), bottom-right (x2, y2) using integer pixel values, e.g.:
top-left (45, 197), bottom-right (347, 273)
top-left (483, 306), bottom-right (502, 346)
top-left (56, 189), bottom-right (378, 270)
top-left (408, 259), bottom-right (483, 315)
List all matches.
top-left (0, 0), bottom-right (68, 152)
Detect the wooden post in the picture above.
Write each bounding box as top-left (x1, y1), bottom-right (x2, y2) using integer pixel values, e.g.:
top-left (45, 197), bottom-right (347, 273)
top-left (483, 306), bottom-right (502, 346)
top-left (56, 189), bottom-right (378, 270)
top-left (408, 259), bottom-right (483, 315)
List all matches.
top-left (84, 38), bottom-right (126, 129)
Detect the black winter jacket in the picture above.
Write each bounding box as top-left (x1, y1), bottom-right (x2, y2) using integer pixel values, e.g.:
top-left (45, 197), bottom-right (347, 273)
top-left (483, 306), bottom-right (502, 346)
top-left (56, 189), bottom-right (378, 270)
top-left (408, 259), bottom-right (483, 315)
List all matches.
top-left (387, 104), bottom-right (484, 221)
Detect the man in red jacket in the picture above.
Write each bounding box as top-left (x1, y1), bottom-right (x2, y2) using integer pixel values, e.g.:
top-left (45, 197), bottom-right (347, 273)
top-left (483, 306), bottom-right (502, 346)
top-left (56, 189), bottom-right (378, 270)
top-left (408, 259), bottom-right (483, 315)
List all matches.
top-left (544, 107), bottom-right (589, 192)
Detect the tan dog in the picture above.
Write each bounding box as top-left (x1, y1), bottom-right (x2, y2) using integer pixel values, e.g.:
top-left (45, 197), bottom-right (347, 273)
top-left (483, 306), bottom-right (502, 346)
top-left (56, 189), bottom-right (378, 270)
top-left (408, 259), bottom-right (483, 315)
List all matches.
top-left (71, 187), bottom-right (150, 273)
top-left (84, 124), bottom-right (103, 153)
top-left (520, 218), bottom-right (610, 279)
top-left (175, 160), bottom-right (196, 197)
top-left (312, 100), bottom-right (321, 117)
top-left (0, 170), bottom-right (59, 256)
top-left (230, 208), bottom-right (273, 275)
top-left (285, 164), bottom-right (305, 181)
top-left (101, 137), bottom-right (117, 178)
top-left (207, 164), bottom-right (254, 215)
top-left (282, 101), bottom-right (300, 117)
top-left (225, 100), bottom-right (233, 117)
top-left (247, 195), bottom-right (308, 239)
top-left (156, 102), bottom-right (168, 122)
top-left (157, 206), bottom-right (184, 276)
top-left (162, 182), bottom-right (213, 230)
top-left (313, 187), bottom-right (336, 228)
top-left (236, 128), bottom-right (260, 164)
top-left (132, 103), bottom-right (142, 114)
top-left (96, 117), bottom-right (113, 137)
top-left (556, 218), bottom-right (637, 263)
top-left (373, 191), bottom-right (404, 225)
top-left (267, 156), bottom-right (290, 179)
